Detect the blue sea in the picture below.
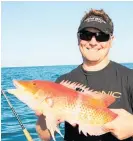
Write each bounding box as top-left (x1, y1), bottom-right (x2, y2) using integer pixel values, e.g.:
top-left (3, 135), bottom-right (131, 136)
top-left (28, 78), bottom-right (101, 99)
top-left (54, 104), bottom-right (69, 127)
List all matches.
top-left (1, 63), bottom-right (133, 141)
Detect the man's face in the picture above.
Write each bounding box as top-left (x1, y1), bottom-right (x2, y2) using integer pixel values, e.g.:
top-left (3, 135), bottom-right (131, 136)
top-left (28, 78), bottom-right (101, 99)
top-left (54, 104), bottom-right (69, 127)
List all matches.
top-left (78, 28), bottom-right (114, 63)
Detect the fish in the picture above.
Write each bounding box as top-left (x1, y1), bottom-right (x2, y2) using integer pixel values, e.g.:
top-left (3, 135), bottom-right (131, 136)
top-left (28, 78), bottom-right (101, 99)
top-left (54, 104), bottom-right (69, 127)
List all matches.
top-left (7, 79), bottom-right (118, 141)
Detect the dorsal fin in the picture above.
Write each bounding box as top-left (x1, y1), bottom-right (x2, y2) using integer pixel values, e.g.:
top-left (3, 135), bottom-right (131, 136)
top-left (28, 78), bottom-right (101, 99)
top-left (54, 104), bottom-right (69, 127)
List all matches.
top-left (60, 80), bottom-right (89, 92)
top-left (60, 80), bottom-right (116, 107)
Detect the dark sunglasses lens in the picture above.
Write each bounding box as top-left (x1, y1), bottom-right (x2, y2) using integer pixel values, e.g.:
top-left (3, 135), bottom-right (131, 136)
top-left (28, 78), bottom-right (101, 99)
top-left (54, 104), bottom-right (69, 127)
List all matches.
top-left (79, 31), bottom-right (93, 41)
top-left (79, 31), bottom-right (110, 42)
top-left (96, 33), bottom-right (110, 42)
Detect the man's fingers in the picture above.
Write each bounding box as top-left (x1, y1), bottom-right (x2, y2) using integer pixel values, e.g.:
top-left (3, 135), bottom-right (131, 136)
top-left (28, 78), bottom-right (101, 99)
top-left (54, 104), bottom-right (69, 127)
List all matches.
top-left (102, 122), bottom-right (114, 132)
top-left (72, 123), bottom-right (77, 127)
top-left (110, 109), bottom-right (120, 112)
top-left (35, 111), bottom-right (43, 116)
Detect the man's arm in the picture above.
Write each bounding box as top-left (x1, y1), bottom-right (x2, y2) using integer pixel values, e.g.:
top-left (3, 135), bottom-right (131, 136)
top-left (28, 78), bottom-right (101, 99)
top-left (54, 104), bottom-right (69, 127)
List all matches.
top-left (36, 115), bottom-right (51, 141)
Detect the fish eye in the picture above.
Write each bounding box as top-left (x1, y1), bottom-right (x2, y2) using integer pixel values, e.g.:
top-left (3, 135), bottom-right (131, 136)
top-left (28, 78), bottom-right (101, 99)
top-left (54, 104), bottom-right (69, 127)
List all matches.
top-left (33, 82), bottom-right (36, 86)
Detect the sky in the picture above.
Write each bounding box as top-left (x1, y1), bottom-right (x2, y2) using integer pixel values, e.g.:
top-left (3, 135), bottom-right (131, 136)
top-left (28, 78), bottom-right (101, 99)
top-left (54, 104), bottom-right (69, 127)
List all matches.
top-left (1, 1), bottom-right (133, 67)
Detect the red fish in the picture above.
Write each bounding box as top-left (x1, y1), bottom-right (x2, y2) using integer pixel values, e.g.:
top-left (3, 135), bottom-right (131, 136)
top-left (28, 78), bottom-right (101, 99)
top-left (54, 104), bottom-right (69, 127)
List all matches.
top-left (7, 80), bottom-right (117, 141)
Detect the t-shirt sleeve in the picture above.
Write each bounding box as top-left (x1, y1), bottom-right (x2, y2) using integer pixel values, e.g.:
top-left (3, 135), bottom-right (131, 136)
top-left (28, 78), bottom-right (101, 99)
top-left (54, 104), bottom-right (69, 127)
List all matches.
top-left (128, 70), bottom-right (133, 111)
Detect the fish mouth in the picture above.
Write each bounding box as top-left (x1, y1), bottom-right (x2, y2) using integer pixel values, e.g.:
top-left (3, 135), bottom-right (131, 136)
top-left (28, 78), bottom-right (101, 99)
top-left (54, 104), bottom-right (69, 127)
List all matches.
top-left (13, 80), bottom-right (25, 90)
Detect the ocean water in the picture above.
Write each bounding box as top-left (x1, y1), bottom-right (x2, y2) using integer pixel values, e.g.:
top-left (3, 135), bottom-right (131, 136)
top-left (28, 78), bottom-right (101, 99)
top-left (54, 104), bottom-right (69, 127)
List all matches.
top-left (1, 63), bottom-right (133, 141)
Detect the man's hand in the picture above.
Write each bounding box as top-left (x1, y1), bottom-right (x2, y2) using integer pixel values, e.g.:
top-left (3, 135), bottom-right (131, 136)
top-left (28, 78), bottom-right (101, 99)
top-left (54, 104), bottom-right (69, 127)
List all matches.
top-left (35, 110), bottom-right (43, 116)
top-left (35, 112), bottom-right (64, 141)
top-left (103, 109), bottom-right (133, 140)
top-left (36, 115), bottom-right (51, 141)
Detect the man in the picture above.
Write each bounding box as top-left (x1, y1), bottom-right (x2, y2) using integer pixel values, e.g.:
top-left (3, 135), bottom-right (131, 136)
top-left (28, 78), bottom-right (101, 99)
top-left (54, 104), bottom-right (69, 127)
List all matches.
top-left (36, 9), bottom-right (133, 141)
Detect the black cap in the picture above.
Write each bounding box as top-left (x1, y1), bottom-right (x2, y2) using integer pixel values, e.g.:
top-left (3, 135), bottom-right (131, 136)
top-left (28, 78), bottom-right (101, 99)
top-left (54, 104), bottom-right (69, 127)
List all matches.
top-left (78, 16), bottom-right (113, 34)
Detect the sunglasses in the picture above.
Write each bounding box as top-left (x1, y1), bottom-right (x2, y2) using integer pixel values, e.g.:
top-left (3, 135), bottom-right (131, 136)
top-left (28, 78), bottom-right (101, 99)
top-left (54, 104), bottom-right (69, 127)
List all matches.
top-left (78, 30), bottom-right (110, 42)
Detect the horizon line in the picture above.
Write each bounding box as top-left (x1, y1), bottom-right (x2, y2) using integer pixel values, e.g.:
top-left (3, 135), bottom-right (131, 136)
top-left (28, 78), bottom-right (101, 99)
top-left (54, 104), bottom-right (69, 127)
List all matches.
top-left (1, 62), bottom-right (133, 69)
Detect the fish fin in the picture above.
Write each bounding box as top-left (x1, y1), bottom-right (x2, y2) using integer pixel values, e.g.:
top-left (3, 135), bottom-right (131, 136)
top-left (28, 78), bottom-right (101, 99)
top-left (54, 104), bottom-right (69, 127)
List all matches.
top-left (45, 116), bottom-right (56, 141)
top-left (45, 113), bottom-right (64, 141)
top-left (78, 124), bottom-right (108, 136)
top-left (60, 80), bottom-right (115, 107)
top-left (79, 91), bottom-right (115, 107)
top-left (78, 125), bottom-right (88, 136)
top-left (55, 125), bottom-right (64, 138)
top-left (78, 126), bottom-right (82, 134)
top-left (60, 80), bottom-right (88, 92)
top-left (78, 124), bottom-right (88, 136)
top-left (87, 91), bottom-right (116, 107)
top-left (45, 97), bottom-right (53, 107)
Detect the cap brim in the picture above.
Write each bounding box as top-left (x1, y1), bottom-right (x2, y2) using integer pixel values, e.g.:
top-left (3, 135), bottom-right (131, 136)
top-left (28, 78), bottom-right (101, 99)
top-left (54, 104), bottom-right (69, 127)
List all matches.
top-left (78, 21), bottom-right (111, 34)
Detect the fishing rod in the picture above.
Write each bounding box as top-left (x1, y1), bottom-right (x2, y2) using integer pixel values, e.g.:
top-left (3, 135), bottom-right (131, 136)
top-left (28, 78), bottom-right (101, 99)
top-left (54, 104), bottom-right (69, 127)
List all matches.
top-left (1, 90), bottom-right (34, 141)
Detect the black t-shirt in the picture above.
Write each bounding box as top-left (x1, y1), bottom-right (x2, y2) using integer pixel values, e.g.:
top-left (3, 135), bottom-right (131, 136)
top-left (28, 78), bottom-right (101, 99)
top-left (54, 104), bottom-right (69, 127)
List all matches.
top-left (55, 61), bottom-right (133, 141)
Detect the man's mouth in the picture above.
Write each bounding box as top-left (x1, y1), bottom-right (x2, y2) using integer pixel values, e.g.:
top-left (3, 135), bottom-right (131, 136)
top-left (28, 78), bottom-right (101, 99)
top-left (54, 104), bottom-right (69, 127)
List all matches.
top-left (86, 47), bottom-right (100, 51)
top-left (84, 46), bottom-right (102, 51)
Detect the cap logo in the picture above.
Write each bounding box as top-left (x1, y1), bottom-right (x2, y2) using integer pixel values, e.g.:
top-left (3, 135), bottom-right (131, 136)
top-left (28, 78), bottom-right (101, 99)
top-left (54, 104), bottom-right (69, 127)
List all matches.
top-left (84, 16), bottom-right (106, 24)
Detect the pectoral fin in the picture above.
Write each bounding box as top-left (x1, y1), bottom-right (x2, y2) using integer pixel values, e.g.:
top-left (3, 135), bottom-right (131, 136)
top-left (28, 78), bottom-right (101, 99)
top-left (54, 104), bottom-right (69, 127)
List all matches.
top-left (45, 97), bottom-right (53, 107)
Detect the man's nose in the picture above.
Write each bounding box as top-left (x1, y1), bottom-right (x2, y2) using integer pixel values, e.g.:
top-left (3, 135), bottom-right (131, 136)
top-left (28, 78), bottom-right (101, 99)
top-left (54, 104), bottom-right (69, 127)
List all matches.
top-left (89, 36), bottom-right (97, 47)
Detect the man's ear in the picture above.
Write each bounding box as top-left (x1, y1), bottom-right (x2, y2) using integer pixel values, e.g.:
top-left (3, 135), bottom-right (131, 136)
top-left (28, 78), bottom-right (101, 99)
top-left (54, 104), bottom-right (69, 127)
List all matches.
top-left (109, 35), bottom-right (114, 48)
top-left (111, 35), bottom-right (114, 40)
